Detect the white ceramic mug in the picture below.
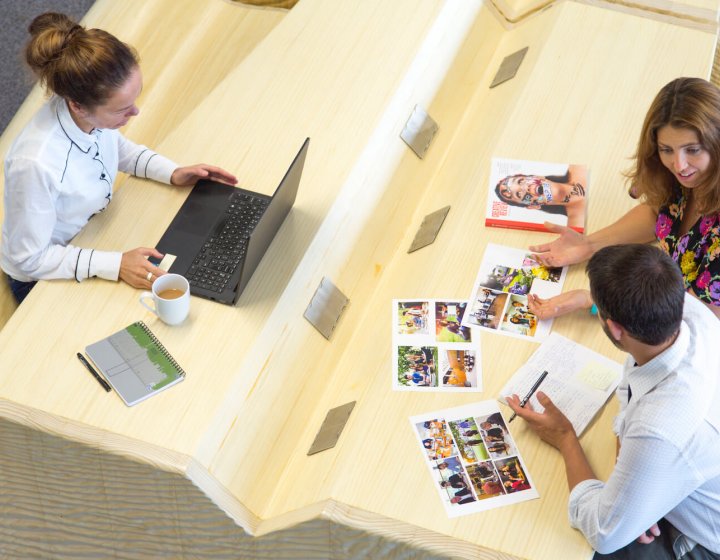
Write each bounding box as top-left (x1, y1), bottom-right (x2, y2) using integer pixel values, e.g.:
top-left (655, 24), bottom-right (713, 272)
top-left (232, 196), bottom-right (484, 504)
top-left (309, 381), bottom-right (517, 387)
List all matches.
top-left (139, 273), bottom-right (190, 326)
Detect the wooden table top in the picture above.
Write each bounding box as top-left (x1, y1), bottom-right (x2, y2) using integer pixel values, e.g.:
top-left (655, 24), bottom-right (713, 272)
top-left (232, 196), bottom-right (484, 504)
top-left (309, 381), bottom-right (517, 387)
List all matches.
top-left (0, 0), bottom-right (715, 558)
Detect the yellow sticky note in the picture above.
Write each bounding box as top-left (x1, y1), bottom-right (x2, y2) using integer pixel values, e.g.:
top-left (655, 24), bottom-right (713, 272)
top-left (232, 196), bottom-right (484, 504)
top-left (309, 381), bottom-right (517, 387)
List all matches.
top-left (576, 362), bottom-right (619, 391)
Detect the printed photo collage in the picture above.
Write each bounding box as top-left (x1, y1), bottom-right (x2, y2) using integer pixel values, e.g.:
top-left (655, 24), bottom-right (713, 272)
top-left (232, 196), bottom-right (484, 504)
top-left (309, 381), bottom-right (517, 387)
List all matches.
top-left (393, 299), bottom-right (481, 392)
top-left (410, 401), bottom-right (538, 517)
top-left (462, 244), bottom-right (567, 341)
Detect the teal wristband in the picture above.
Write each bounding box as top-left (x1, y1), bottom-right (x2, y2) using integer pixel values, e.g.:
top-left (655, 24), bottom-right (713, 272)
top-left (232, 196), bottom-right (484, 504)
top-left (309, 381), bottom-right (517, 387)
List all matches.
top-left (590, 303), bottom-right (598, 315)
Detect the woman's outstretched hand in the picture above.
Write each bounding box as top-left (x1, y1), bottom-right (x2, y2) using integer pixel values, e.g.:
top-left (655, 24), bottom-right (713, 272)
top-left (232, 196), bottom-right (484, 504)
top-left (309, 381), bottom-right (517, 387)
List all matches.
top-left (530, 222), bottom-right (593, 267)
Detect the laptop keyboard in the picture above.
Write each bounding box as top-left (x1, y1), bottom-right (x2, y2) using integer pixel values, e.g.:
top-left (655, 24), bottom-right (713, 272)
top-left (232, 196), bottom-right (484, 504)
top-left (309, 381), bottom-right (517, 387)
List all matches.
top-left (185, 193), bottom-right (270, 294)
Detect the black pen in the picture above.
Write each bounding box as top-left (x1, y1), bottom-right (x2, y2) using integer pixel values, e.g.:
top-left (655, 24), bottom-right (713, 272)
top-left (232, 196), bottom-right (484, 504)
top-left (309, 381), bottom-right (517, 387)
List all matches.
top-left (509, 370), bottom-right (549, 422)
top-left (76, 352), bottom-right (111, 392)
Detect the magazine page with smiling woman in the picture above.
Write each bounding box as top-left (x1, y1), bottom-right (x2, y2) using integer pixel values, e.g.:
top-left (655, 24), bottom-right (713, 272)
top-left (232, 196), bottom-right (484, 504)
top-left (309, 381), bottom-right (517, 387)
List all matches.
top-left (485, 157), bottom-right (589, 233)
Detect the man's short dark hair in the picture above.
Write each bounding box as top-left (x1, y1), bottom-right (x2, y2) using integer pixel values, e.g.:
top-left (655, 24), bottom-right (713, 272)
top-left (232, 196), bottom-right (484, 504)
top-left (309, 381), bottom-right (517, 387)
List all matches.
top-left (586, 244), bottom-right (684, 345)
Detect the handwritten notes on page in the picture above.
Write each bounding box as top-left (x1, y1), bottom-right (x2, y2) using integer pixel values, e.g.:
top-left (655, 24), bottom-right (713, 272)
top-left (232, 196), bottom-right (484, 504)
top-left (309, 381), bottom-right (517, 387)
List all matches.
top-left (498, 332), bottom-right (622, 436)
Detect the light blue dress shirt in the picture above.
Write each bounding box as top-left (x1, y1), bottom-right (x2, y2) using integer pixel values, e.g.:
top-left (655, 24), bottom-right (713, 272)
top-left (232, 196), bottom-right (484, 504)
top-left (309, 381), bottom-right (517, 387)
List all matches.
top-left (568, 294), bottom-right (720, 555)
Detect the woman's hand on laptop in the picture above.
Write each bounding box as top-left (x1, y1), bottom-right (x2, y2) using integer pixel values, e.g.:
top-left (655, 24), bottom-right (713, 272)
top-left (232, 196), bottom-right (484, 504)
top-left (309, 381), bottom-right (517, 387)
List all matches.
top-left (120, 247), bottom-right (167, 289)
top-left (170, 164), bottom-right (238, 187)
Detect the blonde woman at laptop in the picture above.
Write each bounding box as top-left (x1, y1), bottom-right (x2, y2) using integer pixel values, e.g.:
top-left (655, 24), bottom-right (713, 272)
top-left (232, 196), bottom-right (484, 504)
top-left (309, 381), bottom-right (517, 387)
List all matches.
top-left (1, 12), bottom-right (237, 303)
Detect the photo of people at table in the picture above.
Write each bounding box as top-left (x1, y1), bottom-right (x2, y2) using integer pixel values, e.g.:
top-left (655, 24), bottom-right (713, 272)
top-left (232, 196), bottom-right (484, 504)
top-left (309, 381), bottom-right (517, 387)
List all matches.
top-left (394, 299), bottom-right (483, 391)
top-left (396, 301), bottom-right (430, 335)
top-left (415, 419), bottom-right (458, 461)
top-left (463, 244), bottom-right (567, 341)
top-left (466, 461), bottom-right (505, 499)
top-left (439, 349), bottom-right (478, 388)
top-left (412, 402), bottom-right (538, 516)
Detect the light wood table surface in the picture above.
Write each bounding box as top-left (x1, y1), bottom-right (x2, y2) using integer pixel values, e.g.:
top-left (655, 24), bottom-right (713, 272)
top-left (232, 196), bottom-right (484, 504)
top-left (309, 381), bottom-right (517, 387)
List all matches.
top-left (0, 0), bottom-right (715, 558)
top-left (489, 0), bottom-right (719, 30)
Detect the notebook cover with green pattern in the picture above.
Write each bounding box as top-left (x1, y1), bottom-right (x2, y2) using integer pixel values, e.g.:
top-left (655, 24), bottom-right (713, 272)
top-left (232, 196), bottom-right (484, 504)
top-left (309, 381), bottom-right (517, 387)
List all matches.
top-left (85, 321), bottom-right (186, 406)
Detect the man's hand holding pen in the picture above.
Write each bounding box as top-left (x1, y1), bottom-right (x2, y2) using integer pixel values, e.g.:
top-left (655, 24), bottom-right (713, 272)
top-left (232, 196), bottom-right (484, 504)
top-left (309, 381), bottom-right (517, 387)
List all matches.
top-left (508, 369), bottom-right (548, 423)
top-left (506, 391), bottom-right (577, 452)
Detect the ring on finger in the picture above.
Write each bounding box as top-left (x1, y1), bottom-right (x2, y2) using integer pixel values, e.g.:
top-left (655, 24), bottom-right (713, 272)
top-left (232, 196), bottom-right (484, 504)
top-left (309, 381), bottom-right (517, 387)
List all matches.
top-left (146, 271), bottom-right (153, 281)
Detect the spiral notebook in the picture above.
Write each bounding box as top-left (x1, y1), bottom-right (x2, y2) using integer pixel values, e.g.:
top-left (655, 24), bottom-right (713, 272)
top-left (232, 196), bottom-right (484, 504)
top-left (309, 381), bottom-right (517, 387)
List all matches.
top-left (85, 321), bottom-right (186, 406)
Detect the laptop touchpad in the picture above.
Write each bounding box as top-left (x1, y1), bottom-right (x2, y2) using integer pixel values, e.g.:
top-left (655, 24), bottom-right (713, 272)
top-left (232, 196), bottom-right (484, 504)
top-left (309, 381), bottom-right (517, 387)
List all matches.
top-left (176, 201), bottom-right (216, 235)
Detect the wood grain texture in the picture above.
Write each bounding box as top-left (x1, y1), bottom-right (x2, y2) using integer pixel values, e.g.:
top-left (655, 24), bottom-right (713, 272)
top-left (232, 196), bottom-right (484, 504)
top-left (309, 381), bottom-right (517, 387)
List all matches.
top-left (579, 0), bottom-right (719, 32)
top-left (319, 5), bottom-right (712, 554)
top-left (232, 0), bottom-right (299, 8)
top-left (0, 0), bottom-right (457, 473)
top-left (0, 0), bottom-right (716, 559)
top-left (199, 3), bottom-right (712, 558)
top-left (490, 0), bottom-right (719, 30)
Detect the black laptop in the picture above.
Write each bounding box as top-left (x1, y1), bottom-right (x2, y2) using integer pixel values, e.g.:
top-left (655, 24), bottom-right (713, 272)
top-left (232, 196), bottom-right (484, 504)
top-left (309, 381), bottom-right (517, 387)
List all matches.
top-left (152, 138), bottom-right (309, 304)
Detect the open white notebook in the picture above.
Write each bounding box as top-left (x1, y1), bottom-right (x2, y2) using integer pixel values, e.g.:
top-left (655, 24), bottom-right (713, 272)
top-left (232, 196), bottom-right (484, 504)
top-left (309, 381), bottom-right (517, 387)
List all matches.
top-left (498, 332), bottom-right (622, 435)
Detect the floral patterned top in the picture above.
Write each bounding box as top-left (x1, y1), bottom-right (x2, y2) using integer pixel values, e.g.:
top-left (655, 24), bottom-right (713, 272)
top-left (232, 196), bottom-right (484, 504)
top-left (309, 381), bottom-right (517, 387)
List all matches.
top-left (656, 192), bottom-right (720, 306)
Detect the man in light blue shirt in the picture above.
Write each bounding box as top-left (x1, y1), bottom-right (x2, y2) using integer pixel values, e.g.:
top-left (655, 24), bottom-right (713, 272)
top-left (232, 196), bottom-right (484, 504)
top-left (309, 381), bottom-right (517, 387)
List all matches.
top-left (508, 244), bottom-right (720, 558)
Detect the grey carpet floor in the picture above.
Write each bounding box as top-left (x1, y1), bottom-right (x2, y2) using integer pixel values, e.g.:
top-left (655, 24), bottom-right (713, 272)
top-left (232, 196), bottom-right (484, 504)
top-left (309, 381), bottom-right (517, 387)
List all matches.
top-left (0, 1), bottom-right (95, 137)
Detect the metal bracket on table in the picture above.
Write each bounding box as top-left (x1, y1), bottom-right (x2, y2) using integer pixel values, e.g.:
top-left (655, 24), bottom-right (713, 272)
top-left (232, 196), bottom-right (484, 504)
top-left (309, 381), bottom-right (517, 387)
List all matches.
top-left (303, 277), bottom-right (349, 340)
top-left (400, 105), bottom-right (438, 159)
top-left (307, 401), bottom-right (356, 456)
top-left (408, 205), bottom-right (450, 253)
top-left (490, 47), bottom-right (529, 88)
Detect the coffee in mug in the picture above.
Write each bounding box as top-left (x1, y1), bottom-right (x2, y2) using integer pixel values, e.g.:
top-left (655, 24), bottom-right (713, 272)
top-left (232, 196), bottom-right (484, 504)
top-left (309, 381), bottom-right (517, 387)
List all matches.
top-left (157, 288), bottom-right (185, 300)
top-left (139, 274), bottom-right (190, 325)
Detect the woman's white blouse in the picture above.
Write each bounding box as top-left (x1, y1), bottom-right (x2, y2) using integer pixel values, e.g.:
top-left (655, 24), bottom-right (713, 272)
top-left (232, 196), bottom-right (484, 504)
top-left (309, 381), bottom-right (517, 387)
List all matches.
top-left (1, 96), bottom-right (177, 282)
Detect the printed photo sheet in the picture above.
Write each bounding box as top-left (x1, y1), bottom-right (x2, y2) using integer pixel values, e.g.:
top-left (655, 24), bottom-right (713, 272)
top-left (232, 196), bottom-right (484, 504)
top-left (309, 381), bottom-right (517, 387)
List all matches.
top-left (410, 400), bottom-right (538, 517)
top-left (461, 243), bottom-right (567, 342)
top-left (498, 332), bottom-right (623, 436)
top-left (393, 299), bottom-right (482, 392)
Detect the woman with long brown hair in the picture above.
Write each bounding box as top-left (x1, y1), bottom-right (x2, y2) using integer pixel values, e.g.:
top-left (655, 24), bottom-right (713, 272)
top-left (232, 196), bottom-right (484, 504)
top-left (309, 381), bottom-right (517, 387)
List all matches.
top-left (528, 77), bottom-right (720, 320)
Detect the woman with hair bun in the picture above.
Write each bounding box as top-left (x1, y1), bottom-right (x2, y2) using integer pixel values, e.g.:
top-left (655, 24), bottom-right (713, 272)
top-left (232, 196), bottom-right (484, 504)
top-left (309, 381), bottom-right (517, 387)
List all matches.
top-left (1, 12), bottom-right (236, 303)
top-left (528, 77), bottom-right (720, 320)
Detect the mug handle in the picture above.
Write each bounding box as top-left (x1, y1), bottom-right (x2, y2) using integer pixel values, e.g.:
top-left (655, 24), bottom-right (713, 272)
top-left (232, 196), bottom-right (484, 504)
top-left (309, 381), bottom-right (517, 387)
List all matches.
top-left (139, 292), bottom-right (158, 316)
